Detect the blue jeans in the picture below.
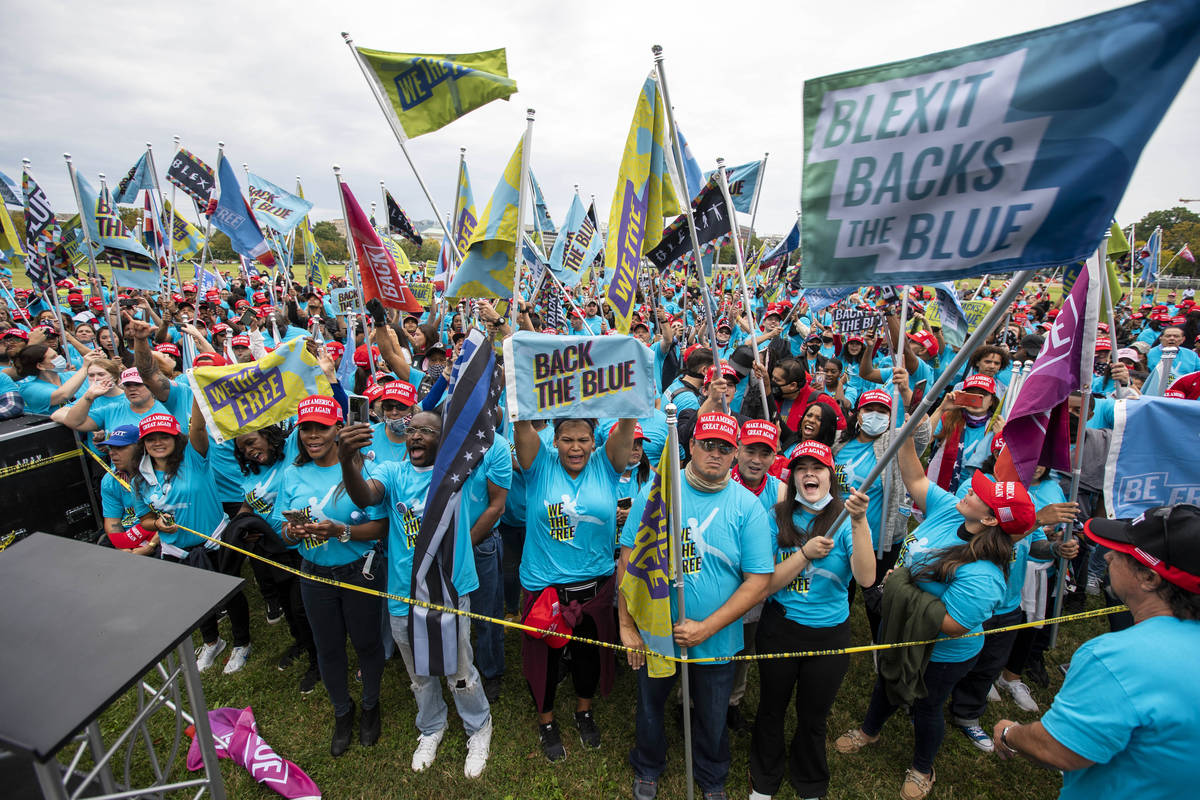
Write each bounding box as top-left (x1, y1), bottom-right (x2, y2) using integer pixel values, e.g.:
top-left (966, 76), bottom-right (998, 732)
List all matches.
top-left (470, 530), bottom-right (505, 681)
top-left (861, 656), bottom-right (978, 774)
top-left (300, 559), bottom-right (384, 717)
top-left (390, 597), bottom-right (492, 737)
top-left (630, 662), bottom-right (736, 793)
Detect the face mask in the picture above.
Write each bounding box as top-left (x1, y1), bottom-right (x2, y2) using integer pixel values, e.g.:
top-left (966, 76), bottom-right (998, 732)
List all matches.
top-left (807, 342), bottom-right (820, 352)
top-left (427, 362), bottom-right (445, 379)
top-left (965, 410), bottom-right (991, 424)
top-left (860, 411), bottom-right (890, 437)
top-left (385, 418), bottom-right (409, 438)
top-left (797, 490), bottom-right (833, 511)
top-left (50, 355), bottom-right (68, 370)
top-left (771, 385), bottom-right (785, 401)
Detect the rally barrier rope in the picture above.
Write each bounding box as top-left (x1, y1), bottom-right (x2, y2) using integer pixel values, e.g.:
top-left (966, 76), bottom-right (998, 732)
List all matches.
top-left (87, 447), bottom-right (1127, 665)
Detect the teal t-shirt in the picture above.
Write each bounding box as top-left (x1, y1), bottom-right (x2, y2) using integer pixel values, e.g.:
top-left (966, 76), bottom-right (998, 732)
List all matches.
top-left (135, 445), bottom-right (225, 551)
top-left (620, 481), bottom-right (773, 662)
top-left (835, 437), bottom-right (884, 548)
top-left (101, 472), bottom-right (146, 527)
top-left (275, 460), bottom-right (387, 567)
top-left (768, 507), bottom-right (856, 628)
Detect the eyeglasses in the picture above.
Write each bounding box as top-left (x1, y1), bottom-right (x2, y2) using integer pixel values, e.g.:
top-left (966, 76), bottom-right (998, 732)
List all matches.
top-left (408, 425), bottom-right (440, 437)
top-left (697, 439), bottom-right (735, 455)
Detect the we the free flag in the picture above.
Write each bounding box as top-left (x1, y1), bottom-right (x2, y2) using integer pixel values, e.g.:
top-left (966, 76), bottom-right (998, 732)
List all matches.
top-left (800, 0), bottom-right (1200, 288)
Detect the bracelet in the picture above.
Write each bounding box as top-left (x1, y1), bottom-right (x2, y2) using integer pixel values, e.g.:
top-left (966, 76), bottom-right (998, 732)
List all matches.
top-left (800, 543), bottom-right (810, 560)
top-left (1000, 724), bottom-right (1021, 754)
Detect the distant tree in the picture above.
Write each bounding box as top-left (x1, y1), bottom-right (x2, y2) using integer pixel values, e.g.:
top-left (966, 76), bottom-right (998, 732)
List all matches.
top-left (1137, 206), bottom-right (1200, 233)
top-left (207, 231), bottom-right (236, 261)
top-left (311, 221), bottom-right (348, 261)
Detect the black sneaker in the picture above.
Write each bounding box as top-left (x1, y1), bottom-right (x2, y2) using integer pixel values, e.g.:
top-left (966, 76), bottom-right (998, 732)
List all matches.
top-left (265, 599), bottom-right (284, 625)
top-left (300, 665), bottom-right (320, 694)
top-left (538, 720), bottom-right (565, 762)
top-left (574, 710), bottom-right (600, 749)
top-left (726, 704), bottom-right (751, 733)
top-left (483, 675), bottom-right (502, 704)
top-left (1025, 656), bottom-right (1050, 688)
top-left (277, 643), bottom-right (302, 671)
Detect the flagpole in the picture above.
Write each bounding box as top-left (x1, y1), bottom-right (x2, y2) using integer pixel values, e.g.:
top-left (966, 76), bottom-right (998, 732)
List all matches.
top-left (971, 275), bottom-right (989, 300)
top-left (1098, 228), bottom-right (1131, 401)
top-left (873, 286), bottom-right (910, 560)
top-left (1128, 222), bottom-right (1137, 299)
top-left (142, 142), bottom-right (174, 296)
top-left (653, 45), bottom-right (726, 395)
top-left (167, 135), bottom-right (182, 294)
top-left (1047, 241), bottom-right (1105, 649)
top-left (512, 108), bottom-right (536, 331)
top-left (333, 165), bottom-right (378, 376)
top-left (341, 32), bottom-right (459, 258)
top-left (746, 152), bottom-right (768, 248)
top-left (824, 269), bottom-right (1036, 537)
top-left (194, 143), bottom-right (224, 288)
top-left (663, 403), bottom-right (694, 800)
top-left (62, 154), bottom-right (103, 291)
top-left (450, 148), bottom-right (467, 272)
top-left (715, 157), bottom-right (769, 413)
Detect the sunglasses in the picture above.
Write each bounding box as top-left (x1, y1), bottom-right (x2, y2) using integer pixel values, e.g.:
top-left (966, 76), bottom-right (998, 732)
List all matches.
top-left (697, 439), bottom-right (735, 455)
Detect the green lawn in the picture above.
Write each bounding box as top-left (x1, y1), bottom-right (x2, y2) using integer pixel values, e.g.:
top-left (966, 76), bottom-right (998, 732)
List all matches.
top-left (81, 564), bottom-right (1111, 799)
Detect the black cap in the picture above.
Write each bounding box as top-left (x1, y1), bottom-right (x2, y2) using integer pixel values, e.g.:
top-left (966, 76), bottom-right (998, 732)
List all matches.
top-left (1085, 504), bottom-right (1200, 593)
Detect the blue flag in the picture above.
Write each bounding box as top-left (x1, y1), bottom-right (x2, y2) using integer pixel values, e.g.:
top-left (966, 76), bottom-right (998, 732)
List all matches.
top-left (1106, 396), bottom-right (1200, 517)
top-left (529, 170), bottom-right (556, 234)
top-left (247, 173), bottom-right (314, 235)
top-left (1138, 227), bottom-right (1161, 285)
top-left (113, 153), bottom-right (155, 204)
top-left (801, 0), bottom-right (1200, 288)
top-left (75, 173), bottom-right (160, 290)
top-left (549, 195), bottom-right (603, 287)
top-left (674, 124), bottom-right (705, 202)
top-left (931, 281), bottom-right (970, 349)
top-left (763, 219), bottom-right (800, 266)
top-left (212, 156), bottom-right (276, 268)
top-left (705, 159), bottom-right (763, 213)
top-left (801, 286), bottom-right (856, 316)
top-left (0, 170), bottom-right (19, 207)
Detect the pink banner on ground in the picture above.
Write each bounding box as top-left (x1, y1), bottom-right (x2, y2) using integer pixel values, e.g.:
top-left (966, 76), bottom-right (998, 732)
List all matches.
top-left (187, 706), bottom-right (321, 800)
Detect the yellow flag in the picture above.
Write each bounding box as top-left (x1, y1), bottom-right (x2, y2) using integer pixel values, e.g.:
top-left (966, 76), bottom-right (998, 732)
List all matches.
top-left (604, 72), bottom-right (681, 333)
top-left (1, 201), bottom-right (27, 263)
top-left (446, 137), bottom-right (522, 299)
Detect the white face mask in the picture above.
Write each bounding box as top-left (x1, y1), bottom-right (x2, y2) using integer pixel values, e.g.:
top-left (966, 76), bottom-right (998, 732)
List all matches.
top-left (50, 354), bottom-right (68, 370)
top-left (797, 490), bottom-right (833, 511)
top-left (860, 411), bottom-right (890, 437)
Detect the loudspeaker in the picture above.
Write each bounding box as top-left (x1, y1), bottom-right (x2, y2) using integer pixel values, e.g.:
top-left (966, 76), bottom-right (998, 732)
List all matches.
top-left (0, 415), bottom-right (100, 549)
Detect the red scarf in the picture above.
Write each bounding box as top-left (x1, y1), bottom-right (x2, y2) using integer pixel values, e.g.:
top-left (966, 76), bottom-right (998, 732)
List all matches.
top-left (730, 467), bottom-right (767, 496)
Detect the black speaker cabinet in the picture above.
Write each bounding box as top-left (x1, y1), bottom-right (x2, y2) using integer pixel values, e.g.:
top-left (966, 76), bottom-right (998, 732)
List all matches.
top-left (0, 416), bottom-right (100, 549)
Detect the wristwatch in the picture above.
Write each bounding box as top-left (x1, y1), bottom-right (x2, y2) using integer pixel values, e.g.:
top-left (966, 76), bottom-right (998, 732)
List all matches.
top-left (338, 524), bottom-right (352, 543)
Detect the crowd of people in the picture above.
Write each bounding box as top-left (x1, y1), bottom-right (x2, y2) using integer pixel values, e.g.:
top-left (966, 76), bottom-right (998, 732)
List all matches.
top-left (1, 264), bottom-right (1198, 800)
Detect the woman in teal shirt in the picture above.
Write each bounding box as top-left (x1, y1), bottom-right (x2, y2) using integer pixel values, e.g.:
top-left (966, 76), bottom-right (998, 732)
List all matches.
top-left (749, 440), bottom-right (875, 800)
top-left (277, 395), bottom-right (387, 757)
top-left (13, 344), bottom-right (92, 414)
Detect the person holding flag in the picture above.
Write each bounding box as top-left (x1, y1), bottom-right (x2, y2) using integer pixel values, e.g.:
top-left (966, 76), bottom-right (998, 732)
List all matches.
top-left (617, 412), bottom-right (773, 800)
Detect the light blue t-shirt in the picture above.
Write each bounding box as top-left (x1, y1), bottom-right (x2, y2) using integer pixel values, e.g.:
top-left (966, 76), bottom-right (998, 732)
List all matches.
top-left (275, 461), bottom-right (387, 567)
top-left (1147, 344), bottom-right (1200, 375)
top-left (135, 445), bottom-right (226, 551)
top-left (101, 472), bottom-right (146, 527)
top-left (372, 459), bottom-right (479, 617)
top-left (239, 432), bottom-right (301, 524)
top-left (499, 426), bottom-right (553, 528)
top-left (366, 421), bottom-right (409, 464)
top-left (897, 484), bottom-right (1006, 662)
top-left (768, 507), bottom-right (856, 628)
top-left (661, 378), bottom-right (701, 412)
top-left (520, 444), bottom-right (621, 591)
top-left (620, 480), bottom-right (773, 662)
top-left (955, 478), bottom-right (1046, 613)
top-left (835, 437), bottom-right (884, 549)
top-left (17, 375), bottom-right (60, 415)
top-left (458, 435), bottom-right (512, 541)
top-left (1041, 616), bottom-right (1200, 800)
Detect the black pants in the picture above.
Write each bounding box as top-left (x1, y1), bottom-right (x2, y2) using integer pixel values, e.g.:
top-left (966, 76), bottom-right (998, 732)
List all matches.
top-left (300, 557), bottom-right (384, 717)
top-left (749, 602), bottom-right (850, 798)
top-left (536, 612), bottom-right (600, 712)
top-left (949, 607), bottom-right (1024, 723)
top-left (165, 546), bottom-right (250, 647)
top-left (221, 513), bottom-right (315, 662)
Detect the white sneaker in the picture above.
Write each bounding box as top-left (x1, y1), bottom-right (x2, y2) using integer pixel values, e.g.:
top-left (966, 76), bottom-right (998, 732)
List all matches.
top-left (464, 717), bottom-right (493, 778)
top-left (1005, 679), bottom-right (1040, 712)
top-left (196, 638), bottom-right (226, 672)
top-left (411, 727), bottom-right (445, 772)
top-left (987, 684), bottom-right (1001, 703)
top-left (223, 644), bottom-right (252, 674)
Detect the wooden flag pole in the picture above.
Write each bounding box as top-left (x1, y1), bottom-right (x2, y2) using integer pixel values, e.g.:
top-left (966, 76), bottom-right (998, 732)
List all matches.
top-left (341, 32), bottom-right (459, 258)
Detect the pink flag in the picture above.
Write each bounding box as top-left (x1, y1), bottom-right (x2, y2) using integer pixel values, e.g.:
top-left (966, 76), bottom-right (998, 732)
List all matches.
top-left (1001, 262), bottom-right (1094, 486)
top-left (187, 706), bottom-right (321, 800)
top-left (1179, 244), bottom-right (1195, 263)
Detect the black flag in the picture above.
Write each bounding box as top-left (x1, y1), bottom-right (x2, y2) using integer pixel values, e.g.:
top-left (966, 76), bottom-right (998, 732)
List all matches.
top-left (386, 190), bottom-right (423, 246)
top-left (645, 174), bottom-right (732, 271)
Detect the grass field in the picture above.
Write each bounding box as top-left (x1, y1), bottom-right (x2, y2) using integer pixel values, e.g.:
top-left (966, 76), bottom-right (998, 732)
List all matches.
top-left (79, 562), bottom-right (1112, 800)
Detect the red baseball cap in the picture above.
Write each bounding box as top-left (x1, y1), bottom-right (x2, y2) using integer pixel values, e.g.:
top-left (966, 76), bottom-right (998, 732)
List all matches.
top-left (88, 297), bottom-right (106, 310)
top-left (205, 289), bottom-right (221, 301)
top-left (703, 364), bottom-right (739, 385)
top-left (297, 395), bottom-right (343, 425)
top-left (325, 341), bottom-right (345, 361)
top-left (907, 329), bottom-right (939, 357)
top-left (182, 283), bottom-right (198, 293)
top-left (1166, 372), bottom-right (1200, 400)
top-left (857, 388), bottom-right (893, 410)
top-left (789, 439), bottom-right (834, 470)
top-left (234, 299), bottom-right (251, 310)
top-left (252, 292), bottom-right (267, 305)
top-left (193, 352), bottom-right (227, 367)
top-left (67, 292), bottom-right (84, 304)
top-left (212, 323), bottom-right (231, 334)
top-left (353, 344), bottom-right (380, 368)
top-left (154, 342), bottom-right (181, 357)
top-left (693, 412), bottom-right (738, 445)
top-left (1094, 336), bottom-right (1112, 352)
top-left (739, 420), bottom-right (779, 450)
top-left (107, 523), bottom-right (154, 550)
top-left (381, 380), bottom-right (418, 407)
top-left (963, 374), bottom-right (998, 395)
top-left (2, 327), bottom-right (29, 341)
top-left (363, 382), bottom-right (386, 402)
top-left (608, 420), bottom-right (648, 441)
top-left (139, 413), bottom-right (181, 438)
top-left (970, 470), bottom-right (1037, 537)
top-left (991, 430), bottom-right (1007, 455)
top-left (231, 335), bottom-right (252, 348)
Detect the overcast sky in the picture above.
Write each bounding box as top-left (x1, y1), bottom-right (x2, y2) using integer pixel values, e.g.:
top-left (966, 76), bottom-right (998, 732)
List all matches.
top-left (3, 0), bottom-right (1196, 241)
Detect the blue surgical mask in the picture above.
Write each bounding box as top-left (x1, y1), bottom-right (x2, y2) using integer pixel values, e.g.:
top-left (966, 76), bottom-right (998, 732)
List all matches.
top-left (385, 418), bottom-right (409, 438)
top-left (798, 491), bottom-right (833, 511)
top-left (860, 411), bottom-right (890, 437)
